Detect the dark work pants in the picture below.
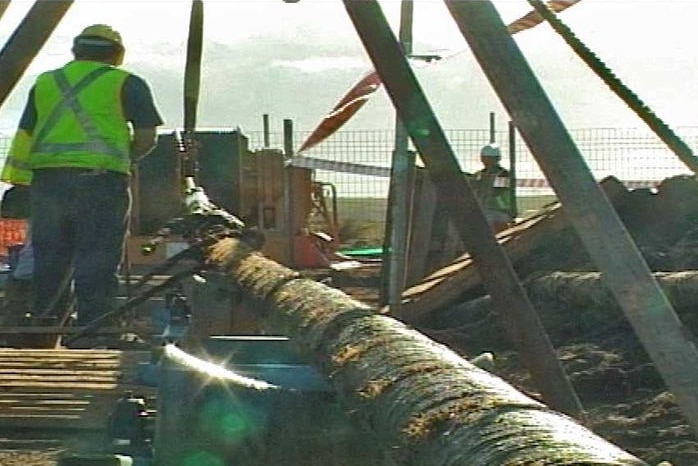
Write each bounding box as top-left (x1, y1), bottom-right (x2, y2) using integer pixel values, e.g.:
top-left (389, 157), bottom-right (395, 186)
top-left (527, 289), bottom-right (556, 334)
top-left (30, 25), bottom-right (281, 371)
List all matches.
top-left (30, 168), bottom-right (130, 325)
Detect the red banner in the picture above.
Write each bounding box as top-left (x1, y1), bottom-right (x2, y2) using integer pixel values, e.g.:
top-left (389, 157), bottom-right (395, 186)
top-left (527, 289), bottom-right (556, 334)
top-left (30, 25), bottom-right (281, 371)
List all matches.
top-left (298, 71), bottom-right (381, 153)
top-left (298, 0), bottom-right (582, 153)
top-left (508, 0), bottom-right (581, 34)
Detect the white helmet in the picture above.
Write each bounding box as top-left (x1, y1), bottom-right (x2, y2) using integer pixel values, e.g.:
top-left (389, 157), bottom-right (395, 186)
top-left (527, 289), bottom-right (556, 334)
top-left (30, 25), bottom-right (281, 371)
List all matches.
top-left (480, 143), bottom-right (501, 158)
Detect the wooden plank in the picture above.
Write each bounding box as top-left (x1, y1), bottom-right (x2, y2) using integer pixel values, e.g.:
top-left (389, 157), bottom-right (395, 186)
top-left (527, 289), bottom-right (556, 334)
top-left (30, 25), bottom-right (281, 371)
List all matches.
top-left (0, 373), bottom-right (121, 383)
top-left (0, 349), bottom-right (154, 430)
top-left (0, 326), bottom-right (148, 334)
top-left (0, 384), bottom-right (155, 395)
top-left (0, 392), bottom-right (121, 430)
top-left (0, 348), bottom-right (122, 356)
top-left (0, 360), bottom-right (123, 367)
top-left (405, 169), bottom-right (439, 286)
top-left (396, 201), bottom-right (563, 322)
top-left (397, 178), bottom-right (629, 322)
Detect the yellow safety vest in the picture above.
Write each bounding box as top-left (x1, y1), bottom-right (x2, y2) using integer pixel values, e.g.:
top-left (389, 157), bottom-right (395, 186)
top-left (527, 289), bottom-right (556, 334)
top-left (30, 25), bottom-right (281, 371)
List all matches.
top-left (1, 129), bottom-right (33, 185)
top-left (473, 167), bottom-right (512, 214)
top-left (28, 60), bottom-right (131, 174)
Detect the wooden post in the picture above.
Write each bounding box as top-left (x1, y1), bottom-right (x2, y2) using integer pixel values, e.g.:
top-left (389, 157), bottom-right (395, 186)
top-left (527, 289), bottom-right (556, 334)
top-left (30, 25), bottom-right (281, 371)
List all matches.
top-left (444, 0), bottom-right (698, 437)
top-left (283, 119), bottom-right (295, 266)
top-left (384, 0), bottom-right (416, 315)
top-left (343, 0), bottom-right (584, 419)
top-left (508, 121), bottom-right (518, 219)
top-left (488, 111), bottom-right (496, 143)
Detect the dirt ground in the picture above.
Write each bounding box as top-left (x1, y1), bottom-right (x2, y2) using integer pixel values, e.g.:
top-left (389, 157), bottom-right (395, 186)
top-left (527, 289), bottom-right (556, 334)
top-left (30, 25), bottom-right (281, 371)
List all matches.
top-left (331, 265), bottom-right (698, 466)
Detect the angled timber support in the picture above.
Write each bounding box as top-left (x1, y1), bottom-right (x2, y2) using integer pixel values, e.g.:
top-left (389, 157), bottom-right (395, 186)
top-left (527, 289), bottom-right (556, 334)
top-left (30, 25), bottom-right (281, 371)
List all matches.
top-left (0, 0), bottom-right (73, 108)
top-left (444, 0), bottom-right (698, 438)
top-left (341, 0), bottom-right (583, 418)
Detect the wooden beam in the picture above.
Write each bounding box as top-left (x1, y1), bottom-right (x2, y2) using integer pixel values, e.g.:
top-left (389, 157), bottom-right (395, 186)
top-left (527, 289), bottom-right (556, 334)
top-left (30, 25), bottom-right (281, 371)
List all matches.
top-left (0, 326), bottom-right (146, 334)
top-left (0, 0), bottom-right (73, 109)
top-left (0, 1), bottom-right (11, 22)
top-left (399, 177), bottom-right (629, 321)
top-left (444, 0), bottom-right (698, 438)
top-left (342, 0), bottom-right (583, 418)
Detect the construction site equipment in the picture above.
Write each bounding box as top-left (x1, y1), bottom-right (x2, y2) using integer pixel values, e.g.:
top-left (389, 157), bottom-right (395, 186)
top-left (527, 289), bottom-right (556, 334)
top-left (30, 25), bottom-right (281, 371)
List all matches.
top-left (183, 234), bottom-right (648, 465)
top-left (101, 179), bottom-right (649, 465)
top-left (130, 130), bottom-right (337, 269)
top-left (155, 337), bottom-right (383, 466)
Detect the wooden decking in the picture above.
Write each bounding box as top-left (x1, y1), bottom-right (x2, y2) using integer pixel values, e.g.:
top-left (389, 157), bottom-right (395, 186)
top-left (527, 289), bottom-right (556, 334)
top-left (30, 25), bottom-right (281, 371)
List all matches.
top-left (0, 349), bottom-right (155, 431)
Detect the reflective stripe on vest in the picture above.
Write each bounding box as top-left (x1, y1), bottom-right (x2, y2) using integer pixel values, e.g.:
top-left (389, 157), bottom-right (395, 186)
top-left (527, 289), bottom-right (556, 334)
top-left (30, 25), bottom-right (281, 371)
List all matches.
top-left (28, 61), bottom-right (131, 174)
top-left (32, 67), bottom-right (125, 158)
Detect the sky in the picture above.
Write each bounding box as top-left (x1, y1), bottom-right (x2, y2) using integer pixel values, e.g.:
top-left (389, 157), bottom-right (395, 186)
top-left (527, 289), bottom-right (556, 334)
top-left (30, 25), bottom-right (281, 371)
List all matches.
top-left (1, 0), bottom-right (698, 138)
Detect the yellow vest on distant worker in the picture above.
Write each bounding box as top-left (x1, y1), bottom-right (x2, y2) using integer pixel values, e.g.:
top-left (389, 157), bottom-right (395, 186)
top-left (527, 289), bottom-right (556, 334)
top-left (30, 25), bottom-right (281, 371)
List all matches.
top-left (1, 129), bottom-right (33, 185)
top-left (28, 60), bottom-right (131, 174)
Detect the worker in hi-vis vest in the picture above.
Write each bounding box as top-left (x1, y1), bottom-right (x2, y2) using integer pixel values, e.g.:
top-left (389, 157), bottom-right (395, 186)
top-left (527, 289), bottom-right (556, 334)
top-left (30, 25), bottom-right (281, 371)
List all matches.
top-left (472, 143), bottom-right (513, 232)
top-left (2, 24), bottom-right (163, 346)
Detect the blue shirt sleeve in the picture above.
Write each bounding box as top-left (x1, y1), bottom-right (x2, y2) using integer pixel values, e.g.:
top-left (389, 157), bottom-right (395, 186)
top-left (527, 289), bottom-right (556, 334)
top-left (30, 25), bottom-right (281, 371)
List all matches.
top-left (122, 75), bottom-right (164, 128)
top-left (18, 87), bottom-right (37, 134)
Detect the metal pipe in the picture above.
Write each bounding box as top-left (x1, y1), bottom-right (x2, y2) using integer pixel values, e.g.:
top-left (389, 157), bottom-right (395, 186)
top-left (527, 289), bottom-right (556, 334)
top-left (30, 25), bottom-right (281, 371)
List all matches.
top-left (488, 111), bottom-right (495, 143)
top-left (283, 118), bottom-right (295, 265)
top-left (508, 120), bottom-right (518, 219)
top-left (262, 113), bottom-right (270, 147)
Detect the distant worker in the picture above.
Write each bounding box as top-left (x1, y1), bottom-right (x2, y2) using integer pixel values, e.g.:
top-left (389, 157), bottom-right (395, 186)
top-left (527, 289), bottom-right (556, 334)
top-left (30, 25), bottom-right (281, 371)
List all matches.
top-left (473, 143), bottom-right (513, 232)
top-left (1, 24), bottom-right (164, 346)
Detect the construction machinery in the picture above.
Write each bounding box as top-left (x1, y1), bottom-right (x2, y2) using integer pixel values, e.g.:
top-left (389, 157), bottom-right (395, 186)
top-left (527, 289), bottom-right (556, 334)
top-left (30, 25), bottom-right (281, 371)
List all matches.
top-left (129, 128), bottom-right (340, 271)
top-left (1, 2), bottom-right (697, 465)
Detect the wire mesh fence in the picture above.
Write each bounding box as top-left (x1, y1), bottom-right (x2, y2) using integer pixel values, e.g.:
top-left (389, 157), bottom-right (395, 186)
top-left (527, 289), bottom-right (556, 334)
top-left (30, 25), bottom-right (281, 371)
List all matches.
top-left (247, 125), bottom-right (698, 226)
top-left (1, 125), bottom-right (697, 237)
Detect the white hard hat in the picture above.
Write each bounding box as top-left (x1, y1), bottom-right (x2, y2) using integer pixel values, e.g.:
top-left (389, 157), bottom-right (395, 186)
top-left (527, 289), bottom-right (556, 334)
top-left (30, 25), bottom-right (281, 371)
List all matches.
top-left (480, 143), bottom-right (501, 158)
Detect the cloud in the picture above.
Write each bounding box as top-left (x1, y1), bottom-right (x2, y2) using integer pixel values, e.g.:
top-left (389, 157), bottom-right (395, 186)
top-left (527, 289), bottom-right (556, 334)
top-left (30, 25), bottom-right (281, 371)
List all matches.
top-left (271, 56), bottom-right (367, 74)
